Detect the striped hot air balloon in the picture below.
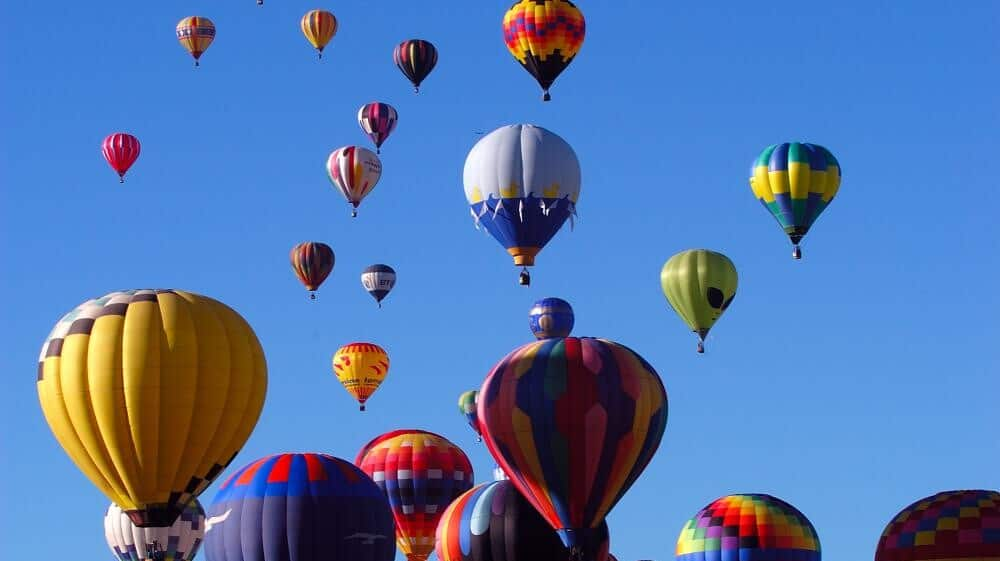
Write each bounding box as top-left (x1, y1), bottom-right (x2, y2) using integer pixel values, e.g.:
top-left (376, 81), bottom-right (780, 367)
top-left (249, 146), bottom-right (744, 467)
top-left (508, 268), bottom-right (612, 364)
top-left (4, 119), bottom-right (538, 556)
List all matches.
top-left (300, 9), bottom-right (337, 58)
top-left (101, 133), bottom-right (141, 183)
top-left (290, 241), bottom-right (335, 299)
top-left (393, 39), bottom-right (437, 93)
top-left (327, 146), bottom-right (382, 217)
top-left (175, 16), bottom-right (215, 67)
top-left (360, 264), bottom-right (396, 307)
top-left (358, 102), bottom-right (398, 154)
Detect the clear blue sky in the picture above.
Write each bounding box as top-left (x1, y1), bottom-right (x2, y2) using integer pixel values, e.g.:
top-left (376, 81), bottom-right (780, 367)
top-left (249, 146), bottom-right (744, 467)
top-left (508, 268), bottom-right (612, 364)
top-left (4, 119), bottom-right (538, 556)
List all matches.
top-left (2, 2), bottom-right (997, 560)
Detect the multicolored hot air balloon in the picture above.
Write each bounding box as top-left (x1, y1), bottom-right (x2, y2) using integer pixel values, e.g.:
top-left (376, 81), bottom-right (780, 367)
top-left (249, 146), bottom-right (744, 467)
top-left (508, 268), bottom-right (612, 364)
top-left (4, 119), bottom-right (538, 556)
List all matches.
top-left (463, 124), bottom-right (581, 285)
top-left (176, 16), bottom-right (215, 67)
top-left (104, 499), bottom-right (205, 561)
top-left (502, 0), bottom-right (586, 101)
top-left (358, 102), bottom-right (398, 154)
top-left (457, 390), bottom-right (481, 441)
top-left (393, 39), bottom-right (438, 93)
top-left (875, 489), bottom-right (999, 561)
top-left (38, 290), bottom-right (267, 527)
top-left (676, 494), bottom-right (821, 561)
top-left (332, 342), bottom-right (389, 411)
top-left (749, 142), bottom-right (841, 259)
top-left (477, 337), bottom-right (667, 555)
top-left (659, 249), bottom-right (738, 353)
top-left (435, 480), bottom-right (611, 561)
top-left (361, 264), bottom-right (396, 307)
top-left (529, 297), bottom-right (575, 339)
top-left (290, 241), bottom-right (335, 299)
top-left (105, 500), bottom-right (205, 561)
top-left (203, 453), bottom-right (395, 561)
top-left (327, 146), bottom-right (382, 217)
top-left (300, 9), bottom-right (338, 58)
top-left (357, 429), bottom-right (475, 561)
top-left (102, 133), bottom-right (141, 183)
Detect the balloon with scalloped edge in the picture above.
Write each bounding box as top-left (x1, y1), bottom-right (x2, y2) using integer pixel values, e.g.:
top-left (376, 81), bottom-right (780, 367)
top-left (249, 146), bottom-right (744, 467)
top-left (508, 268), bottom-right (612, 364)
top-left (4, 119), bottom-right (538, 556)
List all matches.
top-left (332, 342), bottom-right (389, 411)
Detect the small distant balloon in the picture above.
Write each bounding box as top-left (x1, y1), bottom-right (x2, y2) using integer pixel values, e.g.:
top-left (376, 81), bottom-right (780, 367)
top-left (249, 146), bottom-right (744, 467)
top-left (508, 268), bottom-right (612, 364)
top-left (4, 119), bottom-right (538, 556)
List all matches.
top-left (529, 297), bottom-right (575, 339)
top-left (660, 249), bottom-right (738, 353)
top-left (502, 0), bottom-right (586, 101)
top-left (176, 16), bottom-right (215, 67)
top-left (290, 242), bottom-right (335, 299)
top-left (102, 133), bottom-right (140, 183)
top-left (457, 390), bottom-right (481, 440)
top-left (301, 10), bottom-right (337, 58)
top-left (393, 39), bottom-right (437, 93)
top-left (332, 342), bottom-right (389, 411)
top-left (358, 102), bottom-right (398, 154)
top-left (327, 146), bottom-right (382, 217)
top-left (361, 264), bottom-right (396, 307)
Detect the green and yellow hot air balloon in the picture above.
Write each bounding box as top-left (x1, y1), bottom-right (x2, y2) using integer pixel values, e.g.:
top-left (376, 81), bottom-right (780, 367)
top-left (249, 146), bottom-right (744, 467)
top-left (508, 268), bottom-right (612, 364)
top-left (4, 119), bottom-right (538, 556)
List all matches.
top-left (749, 142), bottom-right (841, 259)
top-left (660, 249), bottom-right (738, 353)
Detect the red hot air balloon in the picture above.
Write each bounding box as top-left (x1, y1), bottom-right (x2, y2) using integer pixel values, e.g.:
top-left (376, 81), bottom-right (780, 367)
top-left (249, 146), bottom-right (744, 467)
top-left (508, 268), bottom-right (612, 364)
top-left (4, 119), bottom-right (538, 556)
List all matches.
top-left (358, 102), bottom-right (398, 154)
top-left (290, 241), bottom-right (335, 300)
top-left (102, 133), bottom-right (141, 183)
top-left (393, 39), bottom-right (438, 93)
top-left (477, 337), bottom-right (668, 560)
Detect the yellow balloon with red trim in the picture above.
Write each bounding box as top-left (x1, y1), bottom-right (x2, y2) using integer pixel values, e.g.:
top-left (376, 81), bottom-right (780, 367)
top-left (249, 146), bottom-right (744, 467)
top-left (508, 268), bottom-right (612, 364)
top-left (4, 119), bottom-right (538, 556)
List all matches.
top-left (332, 342), bottom-right (389, 411)
top-left (176, 16), bottom-right (216, 67)
top-left (300, 10), bottom-right (338, 59)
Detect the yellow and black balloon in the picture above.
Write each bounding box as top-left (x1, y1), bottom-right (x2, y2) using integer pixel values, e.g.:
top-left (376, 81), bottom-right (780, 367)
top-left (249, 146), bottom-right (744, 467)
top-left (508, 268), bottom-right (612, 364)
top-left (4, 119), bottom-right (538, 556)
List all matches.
top-left (300, 10), bottom-right (337, 59)
top-left (502, 0), bottom-right (585, 101)
top-left (37, 289), bottom-right (268, 527)
top-left (660, 250), bottom-right (738, 353)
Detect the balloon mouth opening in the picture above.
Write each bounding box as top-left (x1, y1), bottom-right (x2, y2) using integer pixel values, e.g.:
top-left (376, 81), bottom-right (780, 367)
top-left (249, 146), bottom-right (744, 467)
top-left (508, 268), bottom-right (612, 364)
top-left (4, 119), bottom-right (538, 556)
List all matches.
top-left (126, 505), bottom-right (183, 528)
top-left (509, 249), bottom-right (538, 267)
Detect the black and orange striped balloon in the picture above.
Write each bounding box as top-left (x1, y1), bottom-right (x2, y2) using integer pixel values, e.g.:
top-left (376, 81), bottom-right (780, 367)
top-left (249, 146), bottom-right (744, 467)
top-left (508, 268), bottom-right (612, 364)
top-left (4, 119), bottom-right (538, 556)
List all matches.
top-left (290, 242), bottom-right (334, 298)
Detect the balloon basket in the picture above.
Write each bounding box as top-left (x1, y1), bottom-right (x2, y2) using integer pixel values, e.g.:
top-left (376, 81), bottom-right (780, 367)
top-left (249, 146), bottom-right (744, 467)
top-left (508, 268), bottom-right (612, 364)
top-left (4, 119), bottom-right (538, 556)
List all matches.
top-left (519, 268), bottom-right (530, 286)
top-left (792, 245), bottom-right (802, 260)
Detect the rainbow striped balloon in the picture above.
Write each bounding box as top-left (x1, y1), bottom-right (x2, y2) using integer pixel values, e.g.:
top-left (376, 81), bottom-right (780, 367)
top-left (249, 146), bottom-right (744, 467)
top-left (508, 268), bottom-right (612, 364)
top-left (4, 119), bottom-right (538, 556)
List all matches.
top-left (875, 489), bottom-right (999, 561)
top-left (676, 494), bottom-right (821, 561)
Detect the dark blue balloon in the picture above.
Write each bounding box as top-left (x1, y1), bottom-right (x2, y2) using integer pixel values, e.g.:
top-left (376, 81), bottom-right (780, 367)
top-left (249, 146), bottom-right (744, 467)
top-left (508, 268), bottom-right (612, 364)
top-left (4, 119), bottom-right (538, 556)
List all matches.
top-left (528, 297), bottom-right (575, 339)
top-left (204, 453), bottom-right (395, 561)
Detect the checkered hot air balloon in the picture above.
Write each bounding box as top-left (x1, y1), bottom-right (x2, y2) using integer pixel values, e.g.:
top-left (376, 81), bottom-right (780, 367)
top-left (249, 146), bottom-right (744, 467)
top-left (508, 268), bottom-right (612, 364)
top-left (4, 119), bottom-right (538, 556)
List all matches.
top-left (356, 429), bottom-right (474, 561)
top-left (477, 337), bottom-right (667, 556)
top-left (105, 500), bottom-right (205, 561)
top-left (749, 142), bottom-right (841, 260)
top-left (502, 0), bottom-right (586, 101)
top-left (203, 453), bottom-right (395, 561)
top-left (875, 489), bottom-right (999, 561)
top-left (675, 494), bottom-right (821, 561)
top-left (435, 480), bottom-right (610, 561)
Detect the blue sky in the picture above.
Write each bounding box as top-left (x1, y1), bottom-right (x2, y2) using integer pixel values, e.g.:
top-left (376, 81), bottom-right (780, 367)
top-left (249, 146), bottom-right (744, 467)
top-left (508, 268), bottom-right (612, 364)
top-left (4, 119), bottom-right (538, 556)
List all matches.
top-left (2, 1), bottom-right (997, 560)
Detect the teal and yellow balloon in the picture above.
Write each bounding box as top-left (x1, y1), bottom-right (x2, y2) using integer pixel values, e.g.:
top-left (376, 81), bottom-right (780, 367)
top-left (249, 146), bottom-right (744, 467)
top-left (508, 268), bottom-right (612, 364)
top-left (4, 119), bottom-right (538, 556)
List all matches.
top-left (749, 142), bottom-right (841, 259)
top-left (660, 249), bottom-right (738, 353)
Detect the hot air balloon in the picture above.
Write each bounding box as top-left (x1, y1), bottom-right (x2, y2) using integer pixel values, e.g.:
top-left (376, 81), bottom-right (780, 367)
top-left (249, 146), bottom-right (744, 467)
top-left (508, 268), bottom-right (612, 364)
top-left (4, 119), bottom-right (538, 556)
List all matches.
top-left (502, 0), bottom-right (586, 101)
top-left (393, 39), bottom-right (438, 93)
top-left (290, 241), bottom-right (335, 299)
top-left (659, 249), bottom-right (738, 354)
top-left (102, 133), bottom-right (141, 183)
top-left (457, 390), bottom-right (481, 441)
top-left (357, 429), bottom-right (474, 561)
top-left (176, 17), bottom-right (215, 67)
top-left (327, 146), bottom-right (382, 217)
top-left (875, 489), bottom-right (999, 561)
top-left (435, 480), bottom-right (610, 561)
top-left (332, 342), bottom-right (389, 411)
top-left (529, 297), bottom-right (575, 339)
top-left (463, 124), bottom-right (581, 286)
top-left (676, 494), bottom-right (821, 561)
top-left (38, 289), bottom-right (267, 527)
top-left (105, 500), bottom-right (205, 561)
top-left (361, 264), bottom-right (396, 308)
top-left (203, 453), bottom-right (395, 561)
top-left (358, 102), bottom-right (398, 154)
top-left (749, 142), bottom-right (841, 259)
top-left (354, 429), bottom-right (435, 467)
top-left (301, 10), bottom-right (337, 59)
top-left (477, 337), bottom-right (667, 556)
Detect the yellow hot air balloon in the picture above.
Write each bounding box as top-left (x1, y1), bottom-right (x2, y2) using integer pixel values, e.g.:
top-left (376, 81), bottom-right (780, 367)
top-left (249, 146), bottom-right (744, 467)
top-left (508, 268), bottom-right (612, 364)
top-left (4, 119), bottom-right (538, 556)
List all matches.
top-left (176, 16), bottom-right (216, 67)
top-left (660, 249), bottom-right (738, 353)
top-left (332, 342), bottom-right (388, 411)
top-left (300, 10), bottom-right (338, 59)
top-left (37, 290), bottom-right (267, 527)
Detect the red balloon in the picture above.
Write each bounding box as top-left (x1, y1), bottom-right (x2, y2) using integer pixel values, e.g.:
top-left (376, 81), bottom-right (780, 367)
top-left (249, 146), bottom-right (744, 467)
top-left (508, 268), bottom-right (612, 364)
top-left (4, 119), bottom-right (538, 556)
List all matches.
top-left (102, 133), bottom-right (141, 183)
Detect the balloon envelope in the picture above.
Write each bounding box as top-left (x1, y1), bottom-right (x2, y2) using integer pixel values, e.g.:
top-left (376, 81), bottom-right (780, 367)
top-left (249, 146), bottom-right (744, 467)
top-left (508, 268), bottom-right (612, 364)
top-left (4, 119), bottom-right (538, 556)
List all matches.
top-left (502, 0), bottom-right (586, 100)
top-left (393, 39), bottom-right (438, 92)
top-left (327, 146), bottom-right (382, 216)
top-left (457, 390), bottom-right (480, 438)
top-left (659, 249), bottom-right (737, 352)
top-left (463, 124), bottom-right (581, 280)
top-left (290, 241), bottom-right (335, 293)
top-left (332, 342), bottom-right (389, 411)
top-left (301, 10), bottom-right (337, 56)
top-left (875, 489), bottom-right (999, 561)
top-left (37, 289), bottom-right (267, 527)
top-left (435, 480), bottom-right (610, 561)
top-left (358, 103), bottom-right (398, 153)
top-left (528, 297), bottom-right (575, 339)
top-left (203, 453), bottom-right (395, 561)
top-left (361, 264), bottom-right (396, 306)
top-left (102, 133), bottom-right (141, 181)
top-left (676, 494), bottom-right (821, 561)
top-left (357, 430), bottom-right (474, 561)
top-left (176, 16), bottom-right (215, 65)
top-left (477, 337), bottom-right (667, 550)
top-left (105, 500), bottom-right (205, 561)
